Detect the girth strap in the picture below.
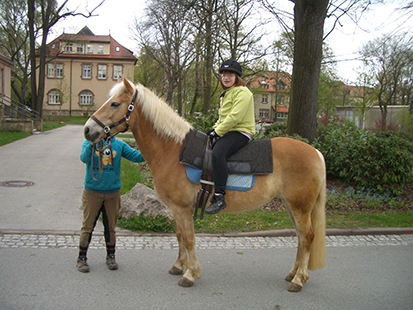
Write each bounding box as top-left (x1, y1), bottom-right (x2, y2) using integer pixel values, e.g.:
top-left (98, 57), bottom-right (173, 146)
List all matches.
top-left (193, 138), bottom-right (214, 220)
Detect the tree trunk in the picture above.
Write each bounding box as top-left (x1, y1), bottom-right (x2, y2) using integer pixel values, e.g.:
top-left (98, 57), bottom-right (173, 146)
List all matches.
top-left (28, 0), bottom-right (37, 111)
top-left (287, 0), bottom-right (328, 143)
top-left (202, 5), bottom-right (213, 115)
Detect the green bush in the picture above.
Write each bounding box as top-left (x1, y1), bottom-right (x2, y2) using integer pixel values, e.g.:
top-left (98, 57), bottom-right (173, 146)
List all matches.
top-left (187, 109), bottom-right (219, 133)
top-left (252, 122), bottom-right (308, 143)
top-left (314, 119), bottom-right (413, 196)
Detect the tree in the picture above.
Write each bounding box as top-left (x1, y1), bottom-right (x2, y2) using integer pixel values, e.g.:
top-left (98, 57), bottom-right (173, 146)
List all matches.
top-left (0, 0), bottom-right (32, 104)
top-left (262, 0), bottom-right (375, 142)
top-left (286, 0), bottom-right (329, 143)
top-left (131, 0), bottom-right (196, 114)
top-left (360, 34), bottom-right (413, 130)
top-left (28, 0), bottom-right (104, 117)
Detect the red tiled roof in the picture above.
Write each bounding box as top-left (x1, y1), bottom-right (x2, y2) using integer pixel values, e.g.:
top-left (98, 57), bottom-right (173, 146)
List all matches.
top-left (248, 71), bottom-right (292, 93)
top-left (272, 106), bottom-right (289, 113)
top-left (38, 31), bottom-right (137, 63)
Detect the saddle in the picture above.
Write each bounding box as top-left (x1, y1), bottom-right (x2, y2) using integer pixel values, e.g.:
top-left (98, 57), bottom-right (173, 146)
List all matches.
top-left (179, 130), bottom-right (273, 219)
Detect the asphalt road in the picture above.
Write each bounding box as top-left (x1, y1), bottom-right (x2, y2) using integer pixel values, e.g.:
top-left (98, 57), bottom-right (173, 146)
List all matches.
top-left (0, 125), bottom-right (413, 310)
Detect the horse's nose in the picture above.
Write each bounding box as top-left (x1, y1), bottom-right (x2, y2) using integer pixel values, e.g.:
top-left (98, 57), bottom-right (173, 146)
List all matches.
top-left (84, 126), bottom-right (90, 137)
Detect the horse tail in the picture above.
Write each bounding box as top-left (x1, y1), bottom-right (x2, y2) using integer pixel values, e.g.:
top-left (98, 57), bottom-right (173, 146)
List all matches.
top-left (308, 150), bottom-right (326, 270)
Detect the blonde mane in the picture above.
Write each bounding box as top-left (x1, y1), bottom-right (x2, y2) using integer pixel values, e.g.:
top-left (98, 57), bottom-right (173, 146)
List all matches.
top-left (109, 81), bottom-right (192, 144)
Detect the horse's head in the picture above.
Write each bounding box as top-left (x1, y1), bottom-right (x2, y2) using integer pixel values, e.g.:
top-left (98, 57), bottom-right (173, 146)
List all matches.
top-left (84, 78), bottom-right (137, 143)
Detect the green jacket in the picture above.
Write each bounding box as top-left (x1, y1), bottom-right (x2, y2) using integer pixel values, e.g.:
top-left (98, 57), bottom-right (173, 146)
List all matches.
top-left (213, 86), bottom-right (256, 137)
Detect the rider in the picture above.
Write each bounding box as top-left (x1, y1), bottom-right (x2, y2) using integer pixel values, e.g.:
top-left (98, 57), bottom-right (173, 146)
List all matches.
top-left (205, 59), bottom-right (255, 215)
top-left (77, 137), bottom-right (145, 273)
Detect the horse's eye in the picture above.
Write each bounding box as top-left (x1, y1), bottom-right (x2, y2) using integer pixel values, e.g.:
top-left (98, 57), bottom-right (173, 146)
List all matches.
top-left (111, 101), bottom-right (120, 107)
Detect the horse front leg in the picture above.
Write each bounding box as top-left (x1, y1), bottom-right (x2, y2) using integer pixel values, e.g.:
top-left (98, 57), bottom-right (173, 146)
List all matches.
top-left (169, 221), bottom-right (188, 275)
top-left (170, 205), bottom-right (201, 287)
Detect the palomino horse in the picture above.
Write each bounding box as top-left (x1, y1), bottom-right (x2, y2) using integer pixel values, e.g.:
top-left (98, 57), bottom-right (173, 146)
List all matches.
top-left (83, 79), bottom-right (326, 292)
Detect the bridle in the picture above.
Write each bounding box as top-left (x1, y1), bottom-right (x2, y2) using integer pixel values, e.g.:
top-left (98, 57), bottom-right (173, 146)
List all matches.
top-left (90, 90), bottom-right (138, 142)
top-left (89, 90), bottom-right (137, 181)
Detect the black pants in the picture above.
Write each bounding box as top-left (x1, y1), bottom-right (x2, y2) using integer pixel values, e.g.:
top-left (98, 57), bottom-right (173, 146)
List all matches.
top-left (211, 131), bottom-right (249, 195)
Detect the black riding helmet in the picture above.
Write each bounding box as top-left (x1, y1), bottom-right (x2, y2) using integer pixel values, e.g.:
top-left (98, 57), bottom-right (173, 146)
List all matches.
top-left (219, 59), bottom-right (242, 77)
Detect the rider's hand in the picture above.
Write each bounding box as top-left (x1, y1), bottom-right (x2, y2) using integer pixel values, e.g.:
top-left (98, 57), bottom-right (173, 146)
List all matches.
top-left (208, 129), bottom-right (220, 144)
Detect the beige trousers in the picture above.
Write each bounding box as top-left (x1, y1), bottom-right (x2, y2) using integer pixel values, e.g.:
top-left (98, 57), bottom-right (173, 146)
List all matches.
top-left (79, 189), bottom-right (121, 252)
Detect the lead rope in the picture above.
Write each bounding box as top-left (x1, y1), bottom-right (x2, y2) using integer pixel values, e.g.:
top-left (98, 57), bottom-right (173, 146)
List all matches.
top-left (91, 139), bottom-right (115, 182)
top-left (91, 141), bottom-right (103, 182)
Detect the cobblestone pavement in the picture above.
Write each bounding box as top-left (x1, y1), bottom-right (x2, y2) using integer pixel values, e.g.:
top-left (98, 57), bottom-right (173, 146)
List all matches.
top-left (1, 233), bottom-right (413, 250)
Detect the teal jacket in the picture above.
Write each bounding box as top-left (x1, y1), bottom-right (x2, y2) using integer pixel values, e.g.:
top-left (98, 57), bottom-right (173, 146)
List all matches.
top-left (80, 137), bottom-right (145, 193)
top-left (213, 86), bottom-right (256, 137)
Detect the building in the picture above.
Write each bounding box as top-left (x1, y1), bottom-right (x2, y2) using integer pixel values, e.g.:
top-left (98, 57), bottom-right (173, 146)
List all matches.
top-left (0, 51), bottom-right (12, 98)
top-left (38, 26), bottom-right (137, 116)
top-left (248, 71), bottom-right (291, 123)
top-left (335, 84), bottom-right (409, 130)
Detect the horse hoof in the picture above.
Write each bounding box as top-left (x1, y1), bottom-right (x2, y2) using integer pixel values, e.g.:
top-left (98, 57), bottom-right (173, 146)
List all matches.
top-left (178, 277), bottom-right (194, 287)
top-left (285, 273), bottom-right (295, 282)
top-left (287, 282), bottom-right (302, 292)
top-left (169, 266), bottom-right (183, 275)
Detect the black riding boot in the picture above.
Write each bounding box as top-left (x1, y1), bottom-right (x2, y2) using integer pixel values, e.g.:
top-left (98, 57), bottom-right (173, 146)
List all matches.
top-left (205, 194), bottom-right (227, 214)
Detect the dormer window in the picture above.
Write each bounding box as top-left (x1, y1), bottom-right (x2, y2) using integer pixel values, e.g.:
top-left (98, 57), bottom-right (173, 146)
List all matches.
top-left (65, 43), bottom-right (73, 52)
top-left (260, 81), bottom-right (269, 89)
top-left (97, 44), bottom-right (104, 54)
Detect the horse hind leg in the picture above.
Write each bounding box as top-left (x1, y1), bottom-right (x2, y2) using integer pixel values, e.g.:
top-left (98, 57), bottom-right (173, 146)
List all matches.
top-left (285, 207), bottom-right (314, 292)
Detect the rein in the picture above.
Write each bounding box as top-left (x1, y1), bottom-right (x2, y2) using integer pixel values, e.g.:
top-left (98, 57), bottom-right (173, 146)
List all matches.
top-left (89, 90), bottom-right (137, 182)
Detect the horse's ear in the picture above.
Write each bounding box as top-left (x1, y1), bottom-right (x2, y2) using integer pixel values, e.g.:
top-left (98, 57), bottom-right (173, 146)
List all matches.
top-left (123, 78), bottom-right (134, 95)
top-left (117, 76), bottom-right (122, 83)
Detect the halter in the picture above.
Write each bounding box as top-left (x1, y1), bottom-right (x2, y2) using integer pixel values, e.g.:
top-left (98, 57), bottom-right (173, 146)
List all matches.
top-left (89, 90), bottom-right (137, 182)
top-left (90, 90), bottom-right (138, 142)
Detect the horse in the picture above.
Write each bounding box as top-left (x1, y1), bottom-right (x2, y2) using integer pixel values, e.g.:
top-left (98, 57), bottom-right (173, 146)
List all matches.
top-left (83, 78), bottom-right (326, 292)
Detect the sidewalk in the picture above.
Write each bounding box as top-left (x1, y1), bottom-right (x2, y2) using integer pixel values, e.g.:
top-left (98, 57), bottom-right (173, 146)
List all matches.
top-left (0, 125), bottom-right (85, 232)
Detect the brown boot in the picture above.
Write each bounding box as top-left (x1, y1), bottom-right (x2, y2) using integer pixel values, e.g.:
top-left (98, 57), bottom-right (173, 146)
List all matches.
top-left (106, 254), bottom-right (118, 270)
top-left (76, 256), bottom-right (90, 273)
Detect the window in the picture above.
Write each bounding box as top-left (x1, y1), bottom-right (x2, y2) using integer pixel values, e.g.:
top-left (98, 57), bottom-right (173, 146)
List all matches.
top-left (56, 64), bottom-right (63, 78)
top-left (113, 65), bottom-right (122, 80)
top-left (277, 112), bottom-right (287, 119)
top-left (337, 110), bottom-right (345, 120)
top-left (260, 81), bottom-right (269, 89)
top-left (115, 46), bottom-right (120, 52)
top-left (48, 90), bottom-right (61, 105)
top-left (259, 109), bottom-right (269, 119)
top-left (346, 110), bottom-right (353, 121)
top-left (262, 95), bottom-right (268, 104)
top-left (97, 44), bottom-right (104, 54)
top-left (48, 63), bottom-right (63, 78)
top-left (65, 43), bottom-right (73, 52)
top-left (51, 43), bottom-right (56, 49)
top-left (0, 69), bottom-right (4, 94)
top-left (47, 63), bottom-right (55, 78)
top-left (98, 65), bottom-right (107, 79)
top-left (277, 96), bottom-right (284, 105)
top-left (82, 64), bottom-right (92, 79)
top-left (87, 44), bottom-right (93, 53)
top-left (77, 44), bottom-right (83, 53)
top-left (79, 90), bottom-right (93, 106)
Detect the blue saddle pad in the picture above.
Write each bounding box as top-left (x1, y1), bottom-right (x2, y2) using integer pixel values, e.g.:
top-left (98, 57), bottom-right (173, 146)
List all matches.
top-left (186, 166), bottom-right (255, 192)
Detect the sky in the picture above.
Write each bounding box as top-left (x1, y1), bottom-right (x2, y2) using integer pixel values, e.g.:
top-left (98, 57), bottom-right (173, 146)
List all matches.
top-left (52, 0), bottom-right (413, 84)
